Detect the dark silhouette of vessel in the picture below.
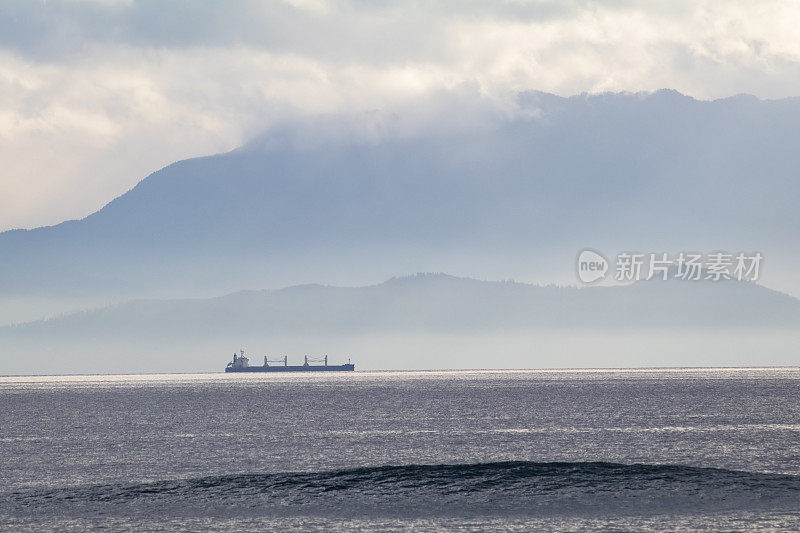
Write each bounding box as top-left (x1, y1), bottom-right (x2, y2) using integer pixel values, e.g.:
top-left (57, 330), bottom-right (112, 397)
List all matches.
top-left (225, 350), bottom-right (355, 372)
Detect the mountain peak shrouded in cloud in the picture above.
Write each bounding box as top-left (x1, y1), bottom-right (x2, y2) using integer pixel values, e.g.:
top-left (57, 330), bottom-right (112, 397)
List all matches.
top-left (3, 1), bottom-right (800, 231)
top-left (1, 90), bottom-right (799, 299)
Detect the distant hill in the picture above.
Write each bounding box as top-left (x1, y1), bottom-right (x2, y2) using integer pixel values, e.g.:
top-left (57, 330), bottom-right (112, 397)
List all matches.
top-left (3, 273), bottom-right (799, 374)
top-left (1, 90), bottom-right (799, 297)
top-left (4, 273), bottom-right (799, 338)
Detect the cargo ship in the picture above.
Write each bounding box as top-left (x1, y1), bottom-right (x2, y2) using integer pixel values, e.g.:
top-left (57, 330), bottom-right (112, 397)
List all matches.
top-left (225, 350), bottom-right (355, 372)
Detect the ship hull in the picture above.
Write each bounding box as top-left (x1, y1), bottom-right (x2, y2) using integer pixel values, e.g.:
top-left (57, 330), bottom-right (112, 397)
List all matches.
top-left (225, 364), bottom-right (355, 373)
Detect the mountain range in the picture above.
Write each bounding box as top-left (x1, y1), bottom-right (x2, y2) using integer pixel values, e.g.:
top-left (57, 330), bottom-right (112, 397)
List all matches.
top-left (1, 90), bottom-right (799, 299)
top-left (5, 273), bottom-right (800, 336)
top-left (2, 89), bottom-right (800, 372)
top-left (2, 273), bottom-right (798, 374)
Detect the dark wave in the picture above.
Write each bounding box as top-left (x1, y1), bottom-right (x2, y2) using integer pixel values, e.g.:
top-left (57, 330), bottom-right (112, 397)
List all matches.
top-left (6, 461), bottom-right (800, 518)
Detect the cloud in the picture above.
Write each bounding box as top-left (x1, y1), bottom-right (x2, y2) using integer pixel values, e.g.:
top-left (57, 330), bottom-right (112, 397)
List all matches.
top-left (1, 0), bottom-right (800, 230)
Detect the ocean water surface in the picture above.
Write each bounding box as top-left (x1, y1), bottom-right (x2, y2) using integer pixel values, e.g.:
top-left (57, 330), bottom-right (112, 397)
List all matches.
top-left (2, 368), bottom-right (800, 531)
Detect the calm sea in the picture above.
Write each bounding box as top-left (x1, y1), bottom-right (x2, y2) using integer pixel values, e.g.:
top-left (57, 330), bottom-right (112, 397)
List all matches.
top-left (2, 369), bottom-right (800, 531)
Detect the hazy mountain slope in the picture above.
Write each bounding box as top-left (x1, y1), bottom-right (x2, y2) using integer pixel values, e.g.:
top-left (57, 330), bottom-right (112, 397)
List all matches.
top-left (1, 90), bottom-right (799, 296)
top-left (4, 274), bottom-right (798, 339)
top-left (3, 273), bottom-right (799, 374)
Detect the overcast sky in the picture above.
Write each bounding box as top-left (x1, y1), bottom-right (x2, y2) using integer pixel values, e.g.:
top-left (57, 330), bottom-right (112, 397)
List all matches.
top-left (2, 0), bottom-right (800, 231)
